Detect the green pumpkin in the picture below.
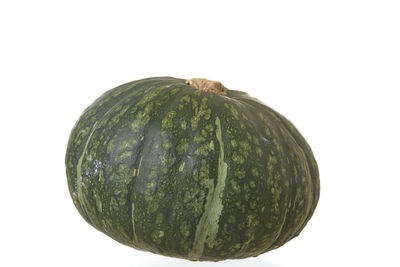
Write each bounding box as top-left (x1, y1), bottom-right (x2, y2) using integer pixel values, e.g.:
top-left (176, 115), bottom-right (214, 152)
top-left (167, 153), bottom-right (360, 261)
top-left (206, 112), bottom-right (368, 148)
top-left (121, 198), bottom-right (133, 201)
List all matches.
top-left (65, 77), bottom-right (319, 261)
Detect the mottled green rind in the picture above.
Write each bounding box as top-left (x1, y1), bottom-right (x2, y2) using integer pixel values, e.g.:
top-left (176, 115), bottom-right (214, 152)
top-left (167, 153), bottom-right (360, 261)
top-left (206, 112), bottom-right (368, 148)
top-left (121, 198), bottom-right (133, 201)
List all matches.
top-left (65, 77), bottom-right (320, 261)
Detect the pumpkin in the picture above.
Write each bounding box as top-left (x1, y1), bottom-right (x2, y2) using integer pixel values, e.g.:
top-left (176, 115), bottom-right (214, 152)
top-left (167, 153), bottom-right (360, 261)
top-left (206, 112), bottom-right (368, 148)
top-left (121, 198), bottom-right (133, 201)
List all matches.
top-left (65, 77), bottom-right (319, 261)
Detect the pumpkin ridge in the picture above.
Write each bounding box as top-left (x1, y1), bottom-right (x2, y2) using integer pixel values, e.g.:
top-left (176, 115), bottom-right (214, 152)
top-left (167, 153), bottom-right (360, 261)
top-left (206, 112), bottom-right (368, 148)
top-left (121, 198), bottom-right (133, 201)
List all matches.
top-left (253, 103), bottom-right (318, 248)
top-left (227, 97), bottom-right (291, 246)
top-left (74, 80), bottom-right (148, 227)
top-left (66, 80), bottom-right (146, 222)
top-left (83, 79), bottom-right (169, 234)
top-left (265, 109), bottom-right (309, 247)
top-left (271, 112), bottom-right (319, 239)
top-left (76, 120), bottom-right (99, 226)
top-left (125, 81), bottom-right (186, 248)
top-left (74, 79), bottom-right (170, 241)
top-left (212, 84), bottom-right (317, 259)
top-left (270, 120), bottom-right (311, 248)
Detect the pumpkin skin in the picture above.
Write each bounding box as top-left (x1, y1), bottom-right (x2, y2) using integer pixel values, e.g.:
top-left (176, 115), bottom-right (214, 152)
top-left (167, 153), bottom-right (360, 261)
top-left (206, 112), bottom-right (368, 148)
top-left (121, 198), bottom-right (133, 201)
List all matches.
top-left (65, 77), bottom-right (319, 261)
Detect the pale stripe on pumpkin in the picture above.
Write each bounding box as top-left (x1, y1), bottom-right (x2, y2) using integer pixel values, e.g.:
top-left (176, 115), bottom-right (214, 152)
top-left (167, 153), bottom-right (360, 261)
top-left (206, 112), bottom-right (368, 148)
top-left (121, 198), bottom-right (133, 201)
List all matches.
top-left (189, 117), bottom-right (228, 260)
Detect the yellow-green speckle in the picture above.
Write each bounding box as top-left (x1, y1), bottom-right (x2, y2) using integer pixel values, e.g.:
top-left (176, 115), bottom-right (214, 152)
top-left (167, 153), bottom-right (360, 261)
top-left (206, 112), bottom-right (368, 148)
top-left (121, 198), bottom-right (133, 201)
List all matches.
top-left (116, 150), bottom-right (132, 161)
top-left (162, 111), bottom-right (176, 129)
top-left (256, 147), bottom-right (263, 157)
top-left (265, 127), bottom-right (272, 137)
top-left (160, 154), bottom-right (176, 174)
top-left (176, 138), bottom-right (189, 155)
top-left (151, 230), bottom-right (164, 244)
top-left (194, 135), bottom-right (206, 144)
top-left (231, 140), bottom-right (237, 148)
top-left (162, 142), bottom-right (172, 150)
top-left (230, 179), bottom-right (241, 193)
top-left (232, 152), bottom-right (245, 164)
top-left (156, 212), bottom-right (164, 224)
top-left (190, 98), bottom-right (211, 130)
top-left (184, 191), bottom-right (191, 203)
top-left (181, 120), bottom-right (187, 129)
top-left (227, 104), bottom-right (239, 120)
top-left (180, 95), bottom-right (191, 103)
top-left (194, 141), bottom-right (214, 156)
top-left (179, 162), bottom-right (185, 172)
top-left (252, 136), bottom-right (260, 145)
top-left (234, 169), bottom-right (246, 179)
top-left (131, 102), bottom-right (153, 133)
top-left (191, 98), bottom-right (198, 111)
top-left (180, 221), bottom-right (191, 237)
top-left (267, 155), bottom-right (278, 172)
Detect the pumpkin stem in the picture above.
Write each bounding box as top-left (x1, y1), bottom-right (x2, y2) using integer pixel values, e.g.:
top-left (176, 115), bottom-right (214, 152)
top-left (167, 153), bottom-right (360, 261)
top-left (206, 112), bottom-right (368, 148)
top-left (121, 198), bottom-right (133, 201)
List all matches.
top-left (186, 78), bottom-right (227, 96)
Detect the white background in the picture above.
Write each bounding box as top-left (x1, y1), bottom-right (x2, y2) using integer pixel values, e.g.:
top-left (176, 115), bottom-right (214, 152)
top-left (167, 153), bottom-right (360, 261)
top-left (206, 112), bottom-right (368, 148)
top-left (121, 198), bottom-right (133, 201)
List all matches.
top-left (1, 1), bottom-right (399, 266)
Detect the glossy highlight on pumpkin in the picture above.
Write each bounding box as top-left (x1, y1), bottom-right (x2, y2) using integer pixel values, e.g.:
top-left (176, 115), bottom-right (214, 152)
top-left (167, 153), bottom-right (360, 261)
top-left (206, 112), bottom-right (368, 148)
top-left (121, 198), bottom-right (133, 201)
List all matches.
top-left (65, 77), bottom-right (320, 261)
